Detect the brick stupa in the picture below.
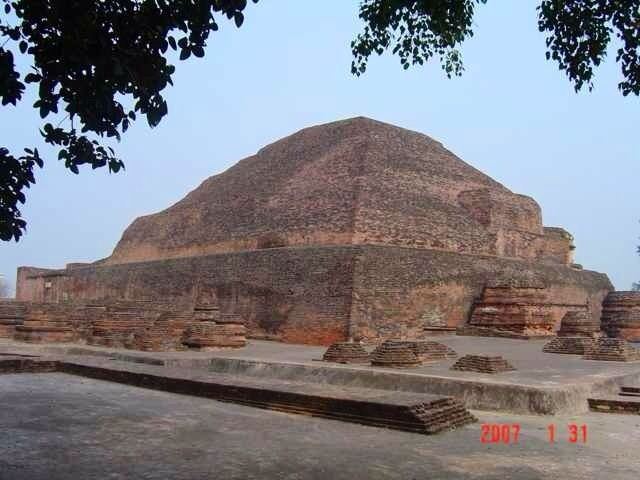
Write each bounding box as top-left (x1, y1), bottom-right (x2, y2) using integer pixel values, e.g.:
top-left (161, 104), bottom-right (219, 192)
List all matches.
top-left (370, 340), bottom-right (422, 368)
top-left (386, 340), bottom-right (457, 362)
top-left (543, 310), bottom-right (601, 355)
top-left (322, 341), bottom-right (370, 364)
top-left (451, 354), bottom-right (516, 374)
top-left (15, 117), bottom-right (613, 346)
top-left (600, 292), bottom-right (640, 341)
top-left (583, 338), bottom-right (640, 362)
top-left (460, 285), bottom-right (557, 339)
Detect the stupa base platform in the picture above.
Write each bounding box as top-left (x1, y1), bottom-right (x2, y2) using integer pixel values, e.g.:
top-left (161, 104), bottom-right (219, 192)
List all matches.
top-left (543, 336), bottom-right (596, 355)
top-left (4, 337), bottom-right (640, 416)
top-left (0, 355), bottom-right (476, 435)
top-left (583, 338), bottom-right (640, 362)
top-left (450, 354), bottom-right (516, 374)
top-left (322, 342), bottom-right (370, 364)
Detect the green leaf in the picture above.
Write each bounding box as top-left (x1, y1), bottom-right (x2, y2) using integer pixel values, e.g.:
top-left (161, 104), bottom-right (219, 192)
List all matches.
top-left (234, 12), bottom-right (244, 28)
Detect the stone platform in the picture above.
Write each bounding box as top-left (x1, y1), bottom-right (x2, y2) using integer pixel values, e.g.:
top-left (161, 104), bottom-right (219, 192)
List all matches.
top-left (588, 385), bottom-right (640, 414)
top-left (0, 355), bottom-right (476, 435)
top-left (3, 336), bottom-right (640, 416)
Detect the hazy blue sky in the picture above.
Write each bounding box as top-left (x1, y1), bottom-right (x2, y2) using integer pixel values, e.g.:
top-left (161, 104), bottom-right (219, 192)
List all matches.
top-left (1, 1), bottom-right (638, 294)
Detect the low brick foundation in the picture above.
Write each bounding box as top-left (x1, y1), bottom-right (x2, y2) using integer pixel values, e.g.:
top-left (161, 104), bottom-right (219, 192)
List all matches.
top-left (322, 342), bottom-right (370, 364)
top-left (583, 338), bottom-right (640, 362)
top-left (451, 354), bottom-right (516, 374)
top-left (7, 301), bottom-right (247, 352)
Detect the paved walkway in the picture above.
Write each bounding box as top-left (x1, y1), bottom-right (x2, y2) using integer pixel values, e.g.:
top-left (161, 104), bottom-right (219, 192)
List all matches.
top-left (1, 373), bottom-right (638, 480)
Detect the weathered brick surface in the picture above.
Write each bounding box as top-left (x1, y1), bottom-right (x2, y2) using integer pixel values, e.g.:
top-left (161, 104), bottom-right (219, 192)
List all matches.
top-left (16, 247), bottom-right (356, 345)
top-left (408, 341), bottom-right (457, 361)
top-left (556, 310), bottom-right (601, 338)
top-left (13, 118), bottom-right (613, 346)
top-left (15, 245), bottom-right (611, 346)
top-left (85, 117), bottom-right (572, 265)
top-left (463, 286), bottom-right (556, 338)
top-left (0, 300), bottom-right (25, 337)
top-left (543, 336), bottom-right (595, 355)
top-left (13, 303), bottom-right (76, 343)
top-left (451, 354), bottom-right (516, 374)
top-left (182, 322), bottom-right (247, 350)
top-left (601, 291), bottom-right (640, 341)
top-left (8, 300), bottom-right (247, 352)
top-left (542, 309), bottom-right (602, 354)
top-left (370, 340), bottom-right (422, 368)
top-left (583, 338), bottom-right (640, 362)
top-left (349, 246), bottom-right (611, 343)
top-left (322, 342), bottom-right (370, 364)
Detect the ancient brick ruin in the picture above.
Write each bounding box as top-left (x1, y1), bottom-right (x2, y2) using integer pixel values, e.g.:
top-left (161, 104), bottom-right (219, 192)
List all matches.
top-left (407, 340), bottom-right (457, 361)
top-left (583, 338), bottom-right (640, 362)
top-left (0, 300), bottom-right (246, 351)
top-left (322, 342), bottom-right (370, 364)
top-left (543, 310), bottom-right (602, 355)
top-left (460, 286), bottom-right (587, 339)
top-left (0, 301), bottom-right (25, 337)
top-left (14, 117), bottom-right (612, 345)
top-left (451, 354), bottom-right (517, 374)
top-left (600, 292), bottom-right (640, 342)
top-left (370, 340), bottom-right (422, 368)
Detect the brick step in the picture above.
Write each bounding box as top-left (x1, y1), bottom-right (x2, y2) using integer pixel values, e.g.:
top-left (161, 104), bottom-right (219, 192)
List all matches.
top-left (588, 397), bottom-right (640, 414)
top-left (49, 358), bottom-right (478, 435)
top-left (619, 386), bottom-right (640, 397)
top-left (621, 386), bottom-right (640, 394)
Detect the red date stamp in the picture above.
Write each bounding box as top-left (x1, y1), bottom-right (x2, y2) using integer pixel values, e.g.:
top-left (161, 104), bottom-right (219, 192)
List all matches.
top-left (480, 424), bottom-right (520, 444)
top-left (480, 423), bottom-right (588, 444)
top-left (547, 423), bottom-right (588, 443)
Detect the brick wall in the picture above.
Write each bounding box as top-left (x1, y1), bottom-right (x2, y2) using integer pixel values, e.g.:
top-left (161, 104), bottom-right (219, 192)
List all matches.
top-left (17, 245), bottom-right (611, 345)
top-left (17, 246), bottom-right (356, 345)
top-left (349, 246), bottom-right (612, 342)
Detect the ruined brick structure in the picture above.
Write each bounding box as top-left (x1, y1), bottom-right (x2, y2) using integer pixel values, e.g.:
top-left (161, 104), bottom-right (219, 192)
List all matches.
top-left (451, 354), bottom-right (517, 374)
top-left (600, 292), bottom-right (640, 341)
top-left (370, 340), bottom-right (422, 368)
top-left (407, 341), bottom-right (457, 361)
top-left (459, 286), bottom-right (597, 339)
top-left (15, 117), bottom-right (612, 345)
top-left (542, 310), bottom-right (601, 355)
top-left (2, 300), bottom-right (246, 351)
top-left (0, 300), bottom-right (25, 337)
top-left (583, 338), bottom-right (640, 362)
top-left (322, 342), bottom-right (370, 364)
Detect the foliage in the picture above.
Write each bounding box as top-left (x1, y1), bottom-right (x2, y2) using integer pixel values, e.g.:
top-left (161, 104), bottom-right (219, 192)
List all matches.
top-left (0, 0), bottom-right (257, 241)
top-left (352, 0), bottom-right (486, 78)
top-left (352, 0), bottom-right (640, 96)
